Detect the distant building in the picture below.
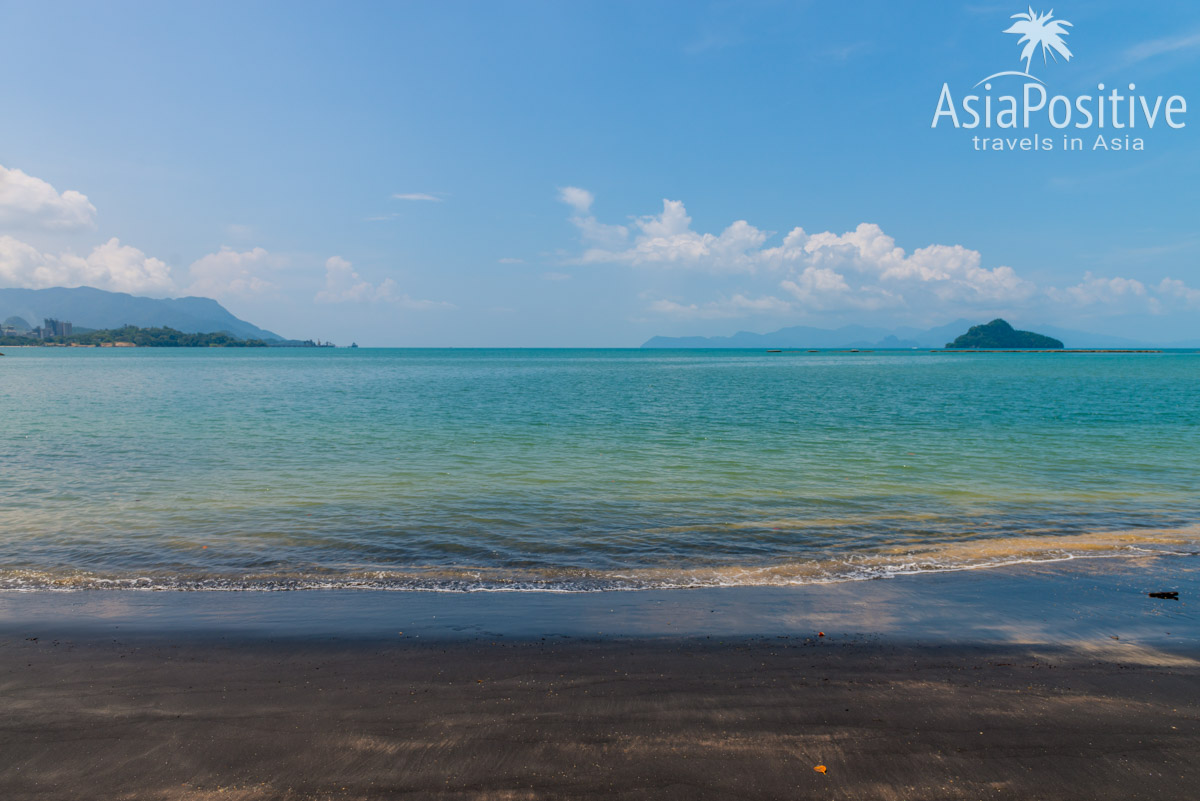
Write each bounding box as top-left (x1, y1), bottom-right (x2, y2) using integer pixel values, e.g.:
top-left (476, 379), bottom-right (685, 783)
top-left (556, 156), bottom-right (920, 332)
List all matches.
top-left (46, 318), bottom-right (73, 337)
top-left (35, 318), bottom-right (74, 339)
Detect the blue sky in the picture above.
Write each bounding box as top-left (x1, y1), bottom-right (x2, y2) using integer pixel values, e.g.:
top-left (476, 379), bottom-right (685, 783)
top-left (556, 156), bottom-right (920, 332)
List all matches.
top-left (1, 0), bottom-right (1198, 345)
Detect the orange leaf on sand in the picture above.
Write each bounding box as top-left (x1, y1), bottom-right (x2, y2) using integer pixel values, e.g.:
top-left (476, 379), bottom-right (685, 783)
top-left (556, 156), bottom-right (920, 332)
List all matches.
top-left (814, 765), bottom-right (827, 774)
top-left (818, 632), bottom-right (824, 637)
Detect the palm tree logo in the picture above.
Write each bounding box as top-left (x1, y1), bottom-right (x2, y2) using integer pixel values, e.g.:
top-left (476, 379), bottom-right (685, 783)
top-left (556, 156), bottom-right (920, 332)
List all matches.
top-left (976, 7), bottom-right (1073, 86)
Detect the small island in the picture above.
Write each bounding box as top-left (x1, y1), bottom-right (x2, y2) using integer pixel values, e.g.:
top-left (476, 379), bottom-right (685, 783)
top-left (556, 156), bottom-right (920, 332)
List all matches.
top-left (945, 319), bottom-right (1064, 349)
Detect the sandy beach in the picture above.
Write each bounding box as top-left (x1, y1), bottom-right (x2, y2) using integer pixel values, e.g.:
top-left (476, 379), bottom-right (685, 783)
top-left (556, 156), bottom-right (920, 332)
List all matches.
top-left (3, 635), bottom-right (1198, 800)
top-left (2, 558), bottom-right (1197, 800)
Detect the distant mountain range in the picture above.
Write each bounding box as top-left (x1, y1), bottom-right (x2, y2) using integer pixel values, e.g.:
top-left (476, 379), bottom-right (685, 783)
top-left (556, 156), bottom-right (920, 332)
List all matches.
top-left (0, 287), bottom-right (281, 341)
top-left (642, 319), bottom-right (1197, 349)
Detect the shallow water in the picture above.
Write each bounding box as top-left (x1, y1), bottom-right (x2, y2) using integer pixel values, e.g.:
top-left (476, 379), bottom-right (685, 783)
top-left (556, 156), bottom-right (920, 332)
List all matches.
top-left (1, 348), bottom-right (1197, 590)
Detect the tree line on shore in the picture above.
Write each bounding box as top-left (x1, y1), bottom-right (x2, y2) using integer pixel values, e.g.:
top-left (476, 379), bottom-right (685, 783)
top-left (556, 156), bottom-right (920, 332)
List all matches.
top-left (0, 325), bottom-right (269, 347)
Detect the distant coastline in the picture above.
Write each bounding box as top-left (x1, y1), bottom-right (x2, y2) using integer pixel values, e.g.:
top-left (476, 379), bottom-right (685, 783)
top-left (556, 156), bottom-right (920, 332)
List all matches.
top-left (643, 317), bottom-right (1200, 350)
top-left (0, 325), bottom-right (335, 348)
top-left (0, 286), bottom-right (283, 341)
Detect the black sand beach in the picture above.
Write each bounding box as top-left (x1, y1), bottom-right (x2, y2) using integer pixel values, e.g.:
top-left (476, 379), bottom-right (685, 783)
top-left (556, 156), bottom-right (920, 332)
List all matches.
top-left (2, 557), bottom-right (1198, 800)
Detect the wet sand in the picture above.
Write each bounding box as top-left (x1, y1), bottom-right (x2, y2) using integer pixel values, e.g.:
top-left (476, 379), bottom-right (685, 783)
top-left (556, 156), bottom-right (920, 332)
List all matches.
top-left (2, 558), bottom-right (1198, 799)
top-left (2, 636), bottom-right (1198, 800)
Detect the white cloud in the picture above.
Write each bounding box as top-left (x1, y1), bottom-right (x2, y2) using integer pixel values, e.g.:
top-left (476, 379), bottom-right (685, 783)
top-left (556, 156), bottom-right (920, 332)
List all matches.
top-left (0, 164), bottom-right (97, 230)
top-left (393, 193), bottom-right (442, 202)
top-left (0, 234), bottom-right (287, 301)
top-left (186, 247), bottom-right (279, 298)
top-left (498, 257), bottom-right (524, 264)
top-left (558, 187), bottom-right (594, 214)
top-left (0, 166), bottom-right (467, 315)
top-left (316, 256), bottom-right (380, 302)
top-left (566, 193), bottom-right (1038, 316)
top-left (558, 186), bottom-right (629, 248)
top-left (576, 198), bottom-right (765, 272)
top-left (761, 223), bottom-right (1036, 306)
top-left (572, 216), bottom-right (630, 247)
top-left (1047, 273), bottom-right (1149, 307)
top-left (315, 256), bottom-right (454, 310)
top-left (779, 266), bottom-right (902, 312)
top-left (1039, 273), bottom-right (1200, 317)
top-left (0, 235), bottom-right (172, 294)
top-left (1158, 277), bottom-right (1200, 308)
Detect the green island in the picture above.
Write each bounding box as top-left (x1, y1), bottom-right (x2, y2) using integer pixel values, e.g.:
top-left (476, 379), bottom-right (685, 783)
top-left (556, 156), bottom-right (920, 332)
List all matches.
top-left (0, 325), bottom-right (269, 348)
top-left (946, 319), bottom-right (1064, 349)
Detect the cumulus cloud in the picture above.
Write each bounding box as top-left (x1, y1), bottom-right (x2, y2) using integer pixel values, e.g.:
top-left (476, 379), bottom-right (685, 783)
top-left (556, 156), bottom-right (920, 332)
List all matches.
top-left (0, 166), bottom-right (285, 299)
top-left (563, 190), bottom-right (1200, 324)
top-left (563, 191), bottom-right (1050, 318)
top-left (0, 164), bottom-right (462, 313)
top-left (564, 196), bottom-right (1033, 307)
top-left (0, 235), bottom-right (172, 294)
top-left (0, 164), bottom-right (97, 230)
top-left (765, 223), bottom-right (1036, 306)
top-left (574, 198), bottom-right (765, 272)
top-left (185, 247), bottom-right (279, 298)
top-left (316, 256), bottom-right (453, 310)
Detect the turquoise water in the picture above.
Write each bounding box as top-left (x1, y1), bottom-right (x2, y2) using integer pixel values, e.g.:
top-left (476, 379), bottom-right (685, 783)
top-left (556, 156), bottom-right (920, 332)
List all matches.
top-left (1, 348), bottom-right (1198, 591)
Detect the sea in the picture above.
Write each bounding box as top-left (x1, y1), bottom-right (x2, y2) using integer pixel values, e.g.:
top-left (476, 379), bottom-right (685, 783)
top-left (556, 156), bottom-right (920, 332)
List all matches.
top-left (1, 348), bottom-right (1197, 592)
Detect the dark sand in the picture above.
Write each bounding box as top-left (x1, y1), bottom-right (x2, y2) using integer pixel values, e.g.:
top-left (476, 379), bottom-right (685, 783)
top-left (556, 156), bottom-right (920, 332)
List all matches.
top-left (2, 558), bottom-right (1198, 799)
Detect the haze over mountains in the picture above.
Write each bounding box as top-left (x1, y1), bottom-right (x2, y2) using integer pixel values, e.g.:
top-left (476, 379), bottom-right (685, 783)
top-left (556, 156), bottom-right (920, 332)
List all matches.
top-left (642, 321), bottom-right (1196, 349)
top-left (3, 286), bottom-right (1197, 348)
top-left (0, 287), bottom-right (281, 341)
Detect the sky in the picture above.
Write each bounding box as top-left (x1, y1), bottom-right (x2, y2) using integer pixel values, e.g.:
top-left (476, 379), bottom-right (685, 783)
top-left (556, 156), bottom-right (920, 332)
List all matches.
top-left (1, 0), bottom-right (1198, 345)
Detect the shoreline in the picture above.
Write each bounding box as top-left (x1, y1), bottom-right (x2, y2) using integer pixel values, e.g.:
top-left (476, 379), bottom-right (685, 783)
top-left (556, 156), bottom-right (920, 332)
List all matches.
top-left (2, 554), bottom-right (1194, 645)
top-left (5, 525), bottom-right (1197, 593)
